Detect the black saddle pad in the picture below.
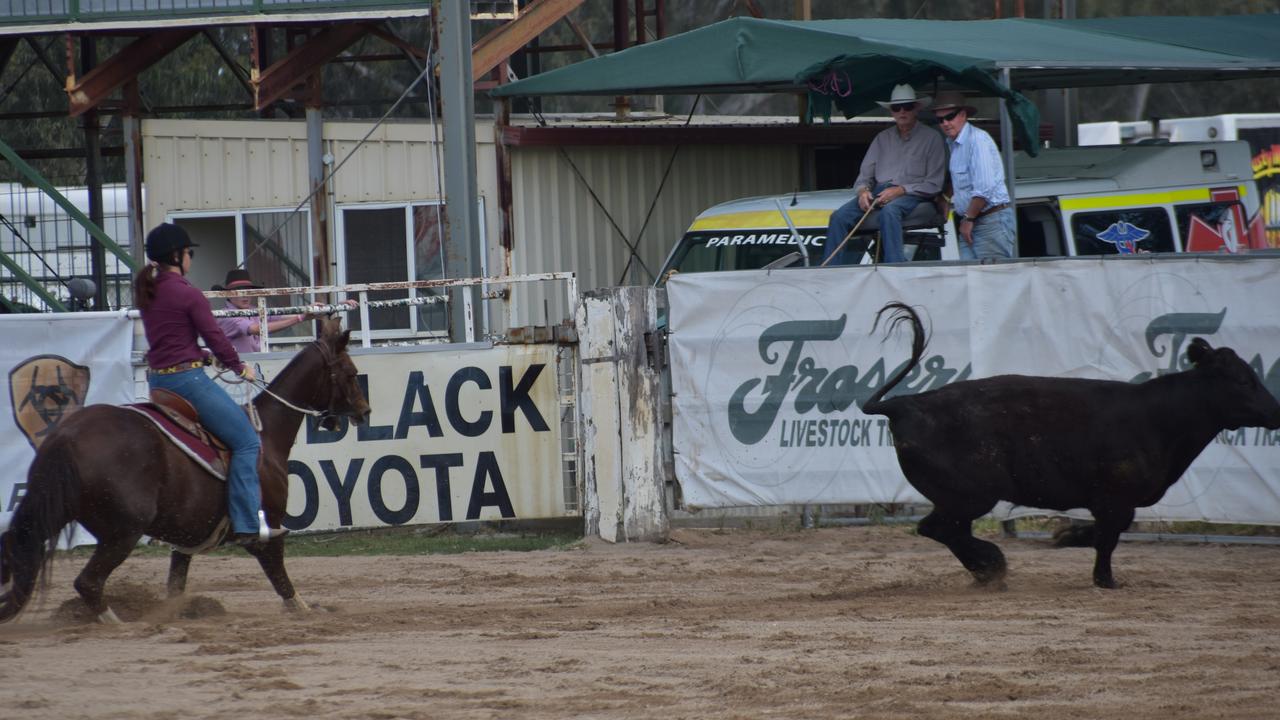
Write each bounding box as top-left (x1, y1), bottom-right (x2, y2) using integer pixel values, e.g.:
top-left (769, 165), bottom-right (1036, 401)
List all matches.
top-left (851, 201), bottom-right (945, 234)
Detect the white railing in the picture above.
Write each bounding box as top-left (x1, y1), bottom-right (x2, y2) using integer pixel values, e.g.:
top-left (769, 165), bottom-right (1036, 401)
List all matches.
top-left (204, 271), bottom-right (578, 350)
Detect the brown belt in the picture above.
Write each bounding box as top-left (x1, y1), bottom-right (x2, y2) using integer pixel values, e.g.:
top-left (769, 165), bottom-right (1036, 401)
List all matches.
top-left (976, 203), bottom-right (1010, 219)
top-left (151, 360), bottom-right (205, 375)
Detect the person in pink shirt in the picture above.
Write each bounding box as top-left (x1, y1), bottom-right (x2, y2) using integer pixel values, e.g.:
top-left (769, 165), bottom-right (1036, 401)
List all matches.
top-left (132, 224), bottom-right (284, 546)
top-left (213, 268), bottom-right (311, 354)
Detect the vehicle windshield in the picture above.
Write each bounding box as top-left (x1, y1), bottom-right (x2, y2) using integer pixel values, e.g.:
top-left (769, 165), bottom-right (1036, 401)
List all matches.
top-left (656, 229), bottom-right (825, 286)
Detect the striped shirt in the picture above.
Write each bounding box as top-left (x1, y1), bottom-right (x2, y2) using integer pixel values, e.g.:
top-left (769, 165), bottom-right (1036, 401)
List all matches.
top-left (853, 123), bottom-right (947, 198)
top-left (947, 121), bottom-right (1010, 211)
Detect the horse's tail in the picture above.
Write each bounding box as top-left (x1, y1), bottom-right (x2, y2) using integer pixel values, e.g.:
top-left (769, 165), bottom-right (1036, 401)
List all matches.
top-left (0, 435), bottom-right (81, 624)
top-left (861, 302), bottom-right (928, 416)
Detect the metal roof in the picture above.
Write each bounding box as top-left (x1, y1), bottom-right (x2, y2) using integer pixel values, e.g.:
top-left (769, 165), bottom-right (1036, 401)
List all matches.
top-left (0, 1), bottom-right (437, 36)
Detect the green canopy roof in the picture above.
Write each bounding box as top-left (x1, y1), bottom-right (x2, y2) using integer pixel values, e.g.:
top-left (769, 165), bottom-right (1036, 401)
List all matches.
top-left (494, 14), bottom-right (1280, 96)
top-left (493, 14), bottom-right (1280, 156)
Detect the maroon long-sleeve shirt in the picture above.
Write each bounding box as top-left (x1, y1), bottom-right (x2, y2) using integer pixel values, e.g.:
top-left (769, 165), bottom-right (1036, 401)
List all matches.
top-left (142, 271), bottom-right (245, 375)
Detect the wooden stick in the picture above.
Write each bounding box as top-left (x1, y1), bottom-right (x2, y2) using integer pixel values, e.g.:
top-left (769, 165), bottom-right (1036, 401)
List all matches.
top-left (819, 198), bottom-right (880, 267)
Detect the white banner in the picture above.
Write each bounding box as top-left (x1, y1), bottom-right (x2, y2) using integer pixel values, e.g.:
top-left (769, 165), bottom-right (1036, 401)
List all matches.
top-left (668, 257), bottom-right (1280, 524)
top-left (243, 343), bottom-right (568, 532)
top-left (1, 311), bottom-right (135, 536)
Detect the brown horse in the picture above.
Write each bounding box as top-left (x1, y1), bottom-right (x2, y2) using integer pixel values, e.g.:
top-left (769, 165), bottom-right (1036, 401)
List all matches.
top-left (0, 316), bottom-right (370, 623)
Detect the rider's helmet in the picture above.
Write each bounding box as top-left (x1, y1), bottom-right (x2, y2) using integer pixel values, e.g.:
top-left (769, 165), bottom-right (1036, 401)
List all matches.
top-left (145, 223), bottom-right (199, 267)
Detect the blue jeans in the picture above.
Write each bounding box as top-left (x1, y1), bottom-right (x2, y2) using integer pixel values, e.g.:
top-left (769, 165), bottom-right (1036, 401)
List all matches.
top-left (149, 368), bottom-right (262, 534)
top-left (959, 207), bottom-right (1016, 260)
top-left (823, 183), bottom-right (926, 265)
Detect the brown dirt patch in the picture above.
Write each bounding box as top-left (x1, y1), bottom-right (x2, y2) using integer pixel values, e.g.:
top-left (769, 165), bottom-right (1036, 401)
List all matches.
top-left (2, 526), bottom-right (1278, 719)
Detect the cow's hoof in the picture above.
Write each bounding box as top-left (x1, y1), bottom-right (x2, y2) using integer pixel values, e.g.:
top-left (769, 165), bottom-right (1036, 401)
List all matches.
top-left (282, 596), bottom-right (310, 613)
top-left (971, 564), bottom-right (1008, 587)
top-left (1093, 578), bottom-right (1119, 590)
top-left (971, 577), bottom-right (1008, 592)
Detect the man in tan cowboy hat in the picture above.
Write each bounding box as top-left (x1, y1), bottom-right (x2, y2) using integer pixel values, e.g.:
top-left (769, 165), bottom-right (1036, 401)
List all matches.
top-left (932, 90), bottom-right (1015, 259)
top-left (823, 83), bottom-right (947, 265)
top-left (213, 268), bottom-right (312, 353)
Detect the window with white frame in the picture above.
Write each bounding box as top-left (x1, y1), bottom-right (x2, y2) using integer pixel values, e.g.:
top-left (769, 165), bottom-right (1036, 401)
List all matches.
top-left (171, 209), bottom-right (314, 345)
top-left (337, 200), bottom-right (450, 338)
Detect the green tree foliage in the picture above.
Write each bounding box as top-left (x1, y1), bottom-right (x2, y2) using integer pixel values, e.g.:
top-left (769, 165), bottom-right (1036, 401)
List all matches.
top-left (0, 20), bottom-right (439, 184)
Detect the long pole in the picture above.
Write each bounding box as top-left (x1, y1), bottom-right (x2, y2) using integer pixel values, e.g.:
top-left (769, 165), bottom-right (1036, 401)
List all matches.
top-left (818, 199), bottom-right (879, 267)
top-left (439, 1), bottom-right (484, 342)
top-left (999, 68), bottom-right (1017, 213)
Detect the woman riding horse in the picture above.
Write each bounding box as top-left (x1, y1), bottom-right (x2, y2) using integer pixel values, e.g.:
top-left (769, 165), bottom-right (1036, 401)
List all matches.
top-left (0, 313), bottom-right (368, 623)
top-left (134, 223), bottom-right (283, 545)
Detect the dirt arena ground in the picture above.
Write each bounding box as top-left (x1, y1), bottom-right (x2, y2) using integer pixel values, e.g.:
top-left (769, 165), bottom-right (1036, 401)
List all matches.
top-left (2, 526), bottom-right (1279, 719)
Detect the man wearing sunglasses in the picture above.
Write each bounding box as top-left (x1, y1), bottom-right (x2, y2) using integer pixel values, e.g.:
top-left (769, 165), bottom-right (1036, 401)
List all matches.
top-left (932, 91), bottom-right (1015, 260)
top-left (822, 83), bottom-right (946, 266)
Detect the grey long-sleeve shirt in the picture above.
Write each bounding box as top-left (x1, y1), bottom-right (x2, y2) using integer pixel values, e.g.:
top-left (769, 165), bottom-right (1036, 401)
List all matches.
top-left (852, 123), bottom-right (947, 198)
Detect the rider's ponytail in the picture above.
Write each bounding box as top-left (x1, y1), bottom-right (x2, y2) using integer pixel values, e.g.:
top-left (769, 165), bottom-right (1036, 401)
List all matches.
top-left (132, 262), bottom-right (159, 311)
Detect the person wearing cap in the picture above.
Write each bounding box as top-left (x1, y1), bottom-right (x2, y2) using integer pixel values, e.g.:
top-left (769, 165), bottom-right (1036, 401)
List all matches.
top-left (823, 83), bottom-right (947, 265)
top-left (131, 224), bottom-right (284, 546)
top-left (214, 268), bottom-right (313, 354)
top-left (932, 91), bottom-right (1016, 260)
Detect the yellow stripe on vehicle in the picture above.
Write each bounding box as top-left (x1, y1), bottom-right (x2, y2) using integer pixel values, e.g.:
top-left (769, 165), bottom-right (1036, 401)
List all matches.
top-left (1058, 187), bottom-right (1247, 212)
top-left (689, 209), bottom-right (833, 231)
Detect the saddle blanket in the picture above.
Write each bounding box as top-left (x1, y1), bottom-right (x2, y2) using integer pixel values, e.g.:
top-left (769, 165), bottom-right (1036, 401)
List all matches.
top-left (123, 404), bottom-right (227, 481)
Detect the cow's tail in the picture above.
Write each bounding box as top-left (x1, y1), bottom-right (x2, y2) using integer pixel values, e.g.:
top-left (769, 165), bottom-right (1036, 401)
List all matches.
top-left (0, 437), bottom-right (81, 624)
top-left (861, 302), bottom-right (927, 415)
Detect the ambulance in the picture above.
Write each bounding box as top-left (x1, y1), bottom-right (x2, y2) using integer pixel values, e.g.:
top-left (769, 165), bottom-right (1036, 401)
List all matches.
top-left (656, 140), bottom-right (1270, 283)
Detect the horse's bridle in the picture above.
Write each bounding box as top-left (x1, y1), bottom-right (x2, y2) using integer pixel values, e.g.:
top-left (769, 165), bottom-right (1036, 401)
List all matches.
top-left (238, 339), bottom-right (354, 426)
top-left (308, 337), bottom-right (363, 427)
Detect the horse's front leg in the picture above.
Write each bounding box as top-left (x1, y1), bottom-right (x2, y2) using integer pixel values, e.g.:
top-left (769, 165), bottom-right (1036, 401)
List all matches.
top-left (166, 550), bottom-right (193, 598)
top-left (242, 537), bottom-right (308, 612)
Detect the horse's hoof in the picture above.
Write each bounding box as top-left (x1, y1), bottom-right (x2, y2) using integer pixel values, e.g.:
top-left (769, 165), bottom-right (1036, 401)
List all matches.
top-left (282, 596), bottom-right (310, 613)
top-left (97, 607), bottom-right (123, 625)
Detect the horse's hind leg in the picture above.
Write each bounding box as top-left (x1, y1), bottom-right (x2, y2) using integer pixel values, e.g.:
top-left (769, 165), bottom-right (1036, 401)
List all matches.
top-left (917, 508), bottom-right (1007, 587)
top-left (243, 538), bottom-right (308, 612)
top-left (167, 550), bottom-right (193, 598)
top-left (74, 534), bottom-right (142, 624)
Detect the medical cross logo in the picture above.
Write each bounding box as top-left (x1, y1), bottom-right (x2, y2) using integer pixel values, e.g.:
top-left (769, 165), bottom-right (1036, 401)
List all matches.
top-left (8, 355), bottom-right (90, 451)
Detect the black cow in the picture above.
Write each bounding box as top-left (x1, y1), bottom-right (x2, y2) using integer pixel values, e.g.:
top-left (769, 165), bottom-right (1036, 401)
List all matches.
top-left (862, 302), bottom-right (1280, 589)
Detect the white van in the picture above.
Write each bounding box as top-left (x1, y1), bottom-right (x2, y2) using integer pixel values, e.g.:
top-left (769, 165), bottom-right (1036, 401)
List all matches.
top-left (657, 140), bottom-right (1268, 283)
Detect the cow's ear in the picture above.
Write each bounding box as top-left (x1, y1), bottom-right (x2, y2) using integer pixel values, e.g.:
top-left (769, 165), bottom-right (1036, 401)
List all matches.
top-left (1187, 337), bottom-right (1213, 366)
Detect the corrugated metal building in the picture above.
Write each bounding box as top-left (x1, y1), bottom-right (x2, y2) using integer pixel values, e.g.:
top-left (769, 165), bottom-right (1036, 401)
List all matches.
top-left (142, 116), bottom-right (815, 330)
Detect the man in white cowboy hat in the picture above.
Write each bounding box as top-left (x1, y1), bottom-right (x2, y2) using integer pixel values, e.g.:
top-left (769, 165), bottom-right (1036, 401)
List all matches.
top-left (932, 90), bottom-right (1015, 259)
top-left (822, 83), bottom-right (947, 265)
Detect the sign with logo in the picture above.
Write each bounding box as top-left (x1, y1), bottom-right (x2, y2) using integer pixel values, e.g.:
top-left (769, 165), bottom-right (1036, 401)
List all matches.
top-left (242, 343), bottom-right (568, 532)
top-left (9, 355), bottom-right (91, 451)
top-left (1, 312), bottom-right (134, 535)
top-left (668, 258), bottom-right (1280, 524)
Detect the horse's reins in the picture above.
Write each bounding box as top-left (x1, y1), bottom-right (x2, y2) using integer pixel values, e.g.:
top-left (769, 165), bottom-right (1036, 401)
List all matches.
top-left (218, 340), bottom-right (339, 429)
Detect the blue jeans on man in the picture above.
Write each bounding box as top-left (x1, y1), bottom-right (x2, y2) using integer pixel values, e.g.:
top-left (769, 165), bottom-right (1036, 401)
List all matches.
top-left (958, 206), bottom-right (1016, 260)
top-left (149, 367), bottom-right (262, 535)
top-left (822, 182), bottom-right (926, 265)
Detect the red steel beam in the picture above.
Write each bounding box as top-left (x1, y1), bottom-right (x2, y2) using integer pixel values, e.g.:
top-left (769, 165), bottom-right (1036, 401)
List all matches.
top-left (472, 0), bottom-right (586, 81)
top-left (253, 23), bottom-right (371, 110)
top-left (66, 29), bottom-right (197, 117)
